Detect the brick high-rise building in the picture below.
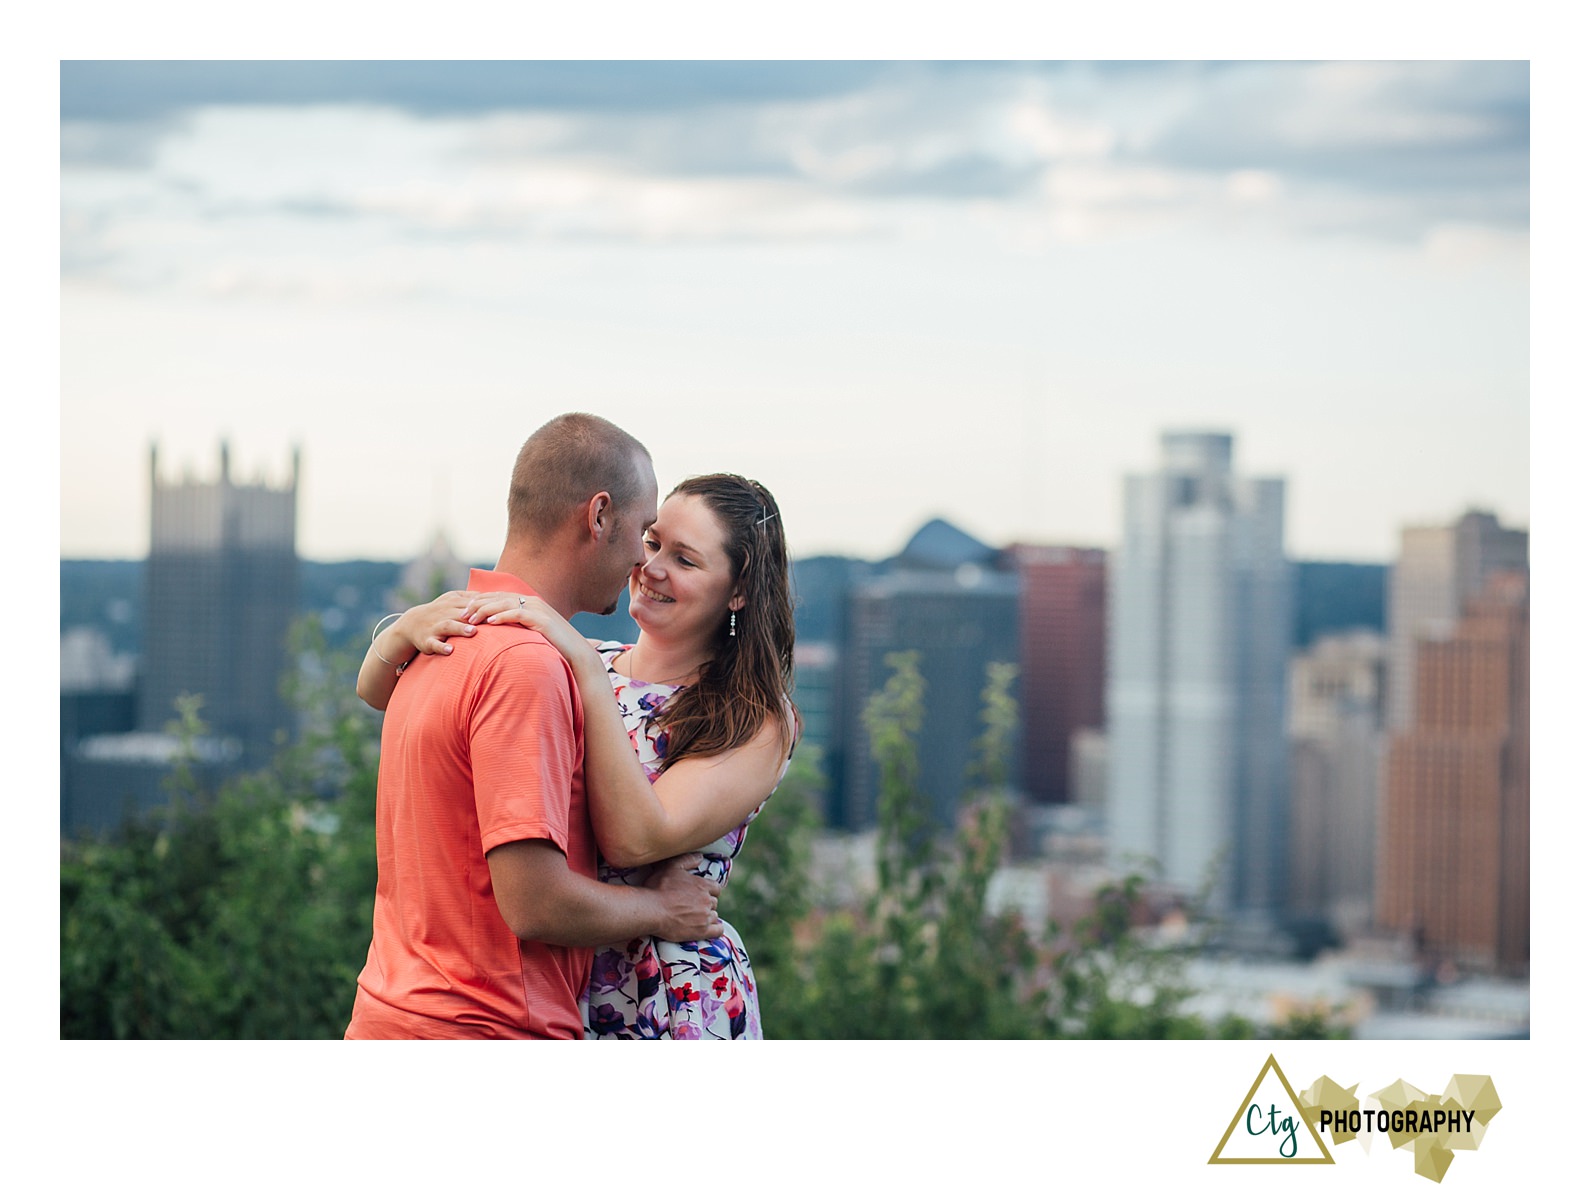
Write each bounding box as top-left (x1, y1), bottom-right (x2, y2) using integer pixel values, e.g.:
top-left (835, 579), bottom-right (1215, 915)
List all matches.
top-left (1386, 510), bottom-right (1527, 732)
top-left (1377, 571), bottom-right (1529, 973)
top-left (1008, 545), bottom-right (1106, 806)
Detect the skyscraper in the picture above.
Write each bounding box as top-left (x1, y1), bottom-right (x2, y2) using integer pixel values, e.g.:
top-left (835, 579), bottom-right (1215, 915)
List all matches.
top-left (836, 520), bottom-right (1020, 831)
top-left (141, 441), bottom-right (300, 762)
top-left (1378, 571), bottom-right (1529, 972)
top-left (1386, 510), bottom-right (1528, 732)
top-left (1008, 544), bottom-right (1107, 807)
top-left (1106, 431), bottom-right (1291, 915)
top-left (63, 442), bottom-right (299, 835)
top-left (1288, 630), bottom-right (1385, 936)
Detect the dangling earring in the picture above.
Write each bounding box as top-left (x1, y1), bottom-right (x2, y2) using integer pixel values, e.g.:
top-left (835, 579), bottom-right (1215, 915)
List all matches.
top-left (730, 611), bottom-right (737, 637)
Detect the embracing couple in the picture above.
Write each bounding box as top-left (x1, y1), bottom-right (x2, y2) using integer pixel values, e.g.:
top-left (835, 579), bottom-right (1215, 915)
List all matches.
top-left (344, 412), bottom-right (798, 1040)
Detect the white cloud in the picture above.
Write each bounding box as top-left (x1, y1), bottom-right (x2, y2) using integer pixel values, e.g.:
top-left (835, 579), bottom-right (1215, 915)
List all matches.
top-left (1420, 222), bottom-right (1530, 269)
top-left (61, 62), bottom-right (1528, 288)
top-left (1000, 98), bottom-right (1117, 161)
top-left (57, 62), bottom-right (1529, 562)
top-left (1226, 169), bottom-right (1283, 205)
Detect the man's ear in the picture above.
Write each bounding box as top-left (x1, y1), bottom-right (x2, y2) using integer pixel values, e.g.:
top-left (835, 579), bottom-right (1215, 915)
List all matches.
top-left (585, 492), bottom-right (613, 541)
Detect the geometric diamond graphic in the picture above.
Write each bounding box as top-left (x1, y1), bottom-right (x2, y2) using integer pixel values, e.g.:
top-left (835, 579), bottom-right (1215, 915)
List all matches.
top-left (1297, 1075), bottom-right (1361, 1147)
top-left (1371, 1075), bottom-right (1502, 1184)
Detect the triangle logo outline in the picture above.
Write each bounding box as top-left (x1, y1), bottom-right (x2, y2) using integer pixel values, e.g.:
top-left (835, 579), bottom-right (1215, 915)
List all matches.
top-left (1209, 1053), bottom-right (1336, 1165)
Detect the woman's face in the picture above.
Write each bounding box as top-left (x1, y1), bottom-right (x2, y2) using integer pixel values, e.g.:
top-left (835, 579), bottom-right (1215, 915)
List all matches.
top-left (627, 493), bottom-right (743, 642)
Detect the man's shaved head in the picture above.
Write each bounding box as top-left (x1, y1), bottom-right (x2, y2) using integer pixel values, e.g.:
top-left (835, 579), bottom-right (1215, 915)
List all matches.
top-left (507, 413), bottom-right (652, 541)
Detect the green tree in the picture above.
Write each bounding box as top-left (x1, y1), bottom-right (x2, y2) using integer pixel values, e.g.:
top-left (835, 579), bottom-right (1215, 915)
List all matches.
top-left (61, 624), bottom-right (1347, 1040)
top-left (742, 653), bottom-right (1347, 1040)
top-left (60, 618), bottom-right (382, 1038)
top-left (715, 742), bottom-right (823, 1035)
top-left (762, 653), bottom-right (1057, 1038)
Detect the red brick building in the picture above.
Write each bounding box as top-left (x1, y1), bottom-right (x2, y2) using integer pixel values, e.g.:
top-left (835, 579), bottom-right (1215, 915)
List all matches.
top-left (1008, 545), bottom-right (1107, 807)
top-left (1377, 571), bottom-right (1528, 972)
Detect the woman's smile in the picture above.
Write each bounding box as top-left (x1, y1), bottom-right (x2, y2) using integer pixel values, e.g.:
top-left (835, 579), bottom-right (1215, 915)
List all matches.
top-left (634, 579), bottom-right (674, 604)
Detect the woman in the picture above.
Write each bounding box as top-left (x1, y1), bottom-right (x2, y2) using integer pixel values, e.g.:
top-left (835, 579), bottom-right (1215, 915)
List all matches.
top-left (357, 473), bottom-right (798, 1039)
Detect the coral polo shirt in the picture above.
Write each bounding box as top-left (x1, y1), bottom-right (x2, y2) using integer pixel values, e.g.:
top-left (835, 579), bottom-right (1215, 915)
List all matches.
top-left (346, 570), bottom-right (593, 1039)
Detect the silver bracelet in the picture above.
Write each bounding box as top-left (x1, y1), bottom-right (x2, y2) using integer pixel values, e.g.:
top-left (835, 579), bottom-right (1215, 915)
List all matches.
top-left (371, 612), bottom-right (415, 674)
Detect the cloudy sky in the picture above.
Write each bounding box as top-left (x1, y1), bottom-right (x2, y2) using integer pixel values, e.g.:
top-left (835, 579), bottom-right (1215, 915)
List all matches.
top-left (59, 58), bottom-right (1530, 564)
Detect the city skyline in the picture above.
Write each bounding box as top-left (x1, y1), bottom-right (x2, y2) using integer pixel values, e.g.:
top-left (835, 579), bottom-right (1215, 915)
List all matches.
top-left (60, 60), bottom-right (1528, 565)
top-left (30, 5), bottom-right (1581, 1188)
top-left (62, 428), bottom-right (1523, 569)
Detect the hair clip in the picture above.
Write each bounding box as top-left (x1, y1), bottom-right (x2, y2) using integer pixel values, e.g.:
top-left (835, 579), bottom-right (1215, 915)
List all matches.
top-left (757, 506), bottom-right (779, 526)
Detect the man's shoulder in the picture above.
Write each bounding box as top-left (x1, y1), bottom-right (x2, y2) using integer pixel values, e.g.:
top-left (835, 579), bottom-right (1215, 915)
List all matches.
top-left (468, 627), bottom-right (577, 688)
top-left (466, 630), bottom-right (582, 746)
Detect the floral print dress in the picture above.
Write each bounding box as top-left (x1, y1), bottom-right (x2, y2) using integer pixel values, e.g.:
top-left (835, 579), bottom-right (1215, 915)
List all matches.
top-left (579, 644), bottom-right (784, 1040)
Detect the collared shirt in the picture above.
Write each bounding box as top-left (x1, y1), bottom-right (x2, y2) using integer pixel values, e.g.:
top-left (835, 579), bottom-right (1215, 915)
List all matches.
top-left (347, 569), bottom-right (592, 1039)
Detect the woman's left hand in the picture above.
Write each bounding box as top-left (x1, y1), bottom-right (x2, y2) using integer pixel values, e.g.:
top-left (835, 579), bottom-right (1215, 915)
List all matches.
top-left (463, 591), bottom-right (602, 673)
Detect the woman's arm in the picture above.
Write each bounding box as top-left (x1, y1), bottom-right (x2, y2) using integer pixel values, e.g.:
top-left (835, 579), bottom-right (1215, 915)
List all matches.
top-left (470, 594), bottom-right (792, 868)
top-left (618, 715), bottom-right (791, 867)
top-left (356, 590), bottom-right (480, 711)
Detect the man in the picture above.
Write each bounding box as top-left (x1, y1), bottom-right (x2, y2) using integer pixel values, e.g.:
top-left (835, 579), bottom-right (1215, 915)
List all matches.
top-left (346, 413), bottom-right (722, 1039)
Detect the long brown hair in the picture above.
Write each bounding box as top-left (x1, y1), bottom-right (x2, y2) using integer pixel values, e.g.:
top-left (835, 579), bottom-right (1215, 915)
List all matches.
top-left (654, 474), bottom-right (798, 770)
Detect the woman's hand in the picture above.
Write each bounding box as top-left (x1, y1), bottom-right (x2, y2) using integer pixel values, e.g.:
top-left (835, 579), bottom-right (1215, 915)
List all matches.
top-left (464, 592), bottom-right (603, 675)
top-left (392, 589), bottom-right (482, 657)
top-left (357, 589), bottom-right (480, 711)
